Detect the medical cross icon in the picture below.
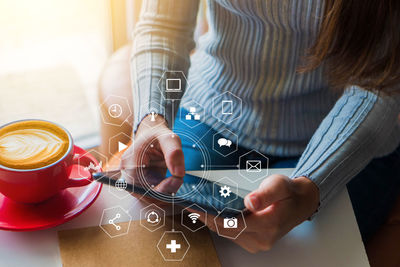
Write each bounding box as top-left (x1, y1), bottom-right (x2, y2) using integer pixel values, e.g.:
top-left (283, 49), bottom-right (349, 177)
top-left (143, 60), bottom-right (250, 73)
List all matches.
top-left (166, 240), bottom-right (181, 253)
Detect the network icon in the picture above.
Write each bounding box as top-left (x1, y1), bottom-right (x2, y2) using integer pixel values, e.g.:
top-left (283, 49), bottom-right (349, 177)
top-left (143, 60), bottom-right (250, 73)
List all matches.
top-left (140, 204), bottom-right (166, 232)
top-left (185, 107), bottom-right (201, 121)
top-left (146, 210), bottom-right (161, 226)
top-left (109, 213), bottom-right (121, 231)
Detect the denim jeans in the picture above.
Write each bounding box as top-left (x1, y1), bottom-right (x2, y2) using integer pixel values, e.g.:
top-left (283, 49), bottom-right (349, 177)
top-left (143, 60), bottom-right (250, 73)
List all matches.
top-left (174, 108), bottom-right (400, 242)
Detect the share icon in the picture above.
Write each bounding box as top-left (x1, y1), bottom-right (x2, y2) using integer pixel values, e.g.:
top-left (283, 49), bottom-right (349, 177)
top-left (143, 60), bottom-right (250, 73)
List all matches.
top-left (109, 213), bottom-right (121, 231)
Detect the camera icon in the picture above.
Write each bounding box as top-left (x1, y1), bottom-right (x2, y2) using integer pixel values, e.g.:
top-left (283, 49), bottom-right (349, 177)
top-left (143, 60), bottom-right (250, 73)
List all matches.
top-left (223, 217), bottom-right (238, 229)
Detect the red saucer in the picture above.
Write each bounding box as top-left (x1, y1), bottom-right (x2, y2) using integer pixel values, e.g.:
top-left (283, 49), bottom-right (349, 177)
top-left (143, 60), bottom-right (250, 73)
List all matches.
top-left (0, 146), bottom-right (102, 231)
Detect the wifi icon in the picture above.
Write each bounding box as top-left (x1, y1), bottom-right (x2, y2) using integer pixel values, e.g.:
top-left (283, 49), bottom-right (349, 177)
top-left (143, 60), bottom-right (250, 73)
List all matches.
top-left (188, 213), bottom-right (200, 224)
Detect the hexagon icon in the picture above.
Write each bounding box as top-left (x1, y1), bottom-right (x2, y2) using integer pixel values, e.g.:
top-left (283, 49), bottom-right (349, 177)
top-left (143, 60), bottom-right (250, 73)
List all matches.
top-left (137, 100), bottom-right (166, 129)
top-left (99, 95), bottom-right (132, 127)
top-left (108, 132), bottom-right (132, 159)
top-left (212, 177), bottom-right (239, 205)
top-left (214, 208), bottom-right (247, 240)
top-left (238, 149), bottom-right (269, 183)
top-left (212, 129), bottom-right (238, 157)
top-left (99, 206), bottom-right (132, 238)
top-left (108, 170), bottom-right (132, 200)
top-left (181, 204), bottom-right (207, 232)
top-left (140, 203), bottom-right (166, 232)
top-left (157, 231), bottom-right (190, 262)
top-left (179, 100), bottom-right (205, 128)
top-left (158, 71), bottom-right (188, 101)
top-left (212, 91), bottom-right (242, 124)
top-left (76, 149), bottom-right (108, 181)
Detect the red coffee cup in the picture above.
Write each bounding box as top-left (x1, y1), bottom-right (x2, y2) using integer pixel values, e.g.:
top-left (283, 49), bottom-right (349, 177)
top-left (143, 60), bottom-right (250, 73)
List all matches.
top-left (0, 120), bottom-right (96, 203)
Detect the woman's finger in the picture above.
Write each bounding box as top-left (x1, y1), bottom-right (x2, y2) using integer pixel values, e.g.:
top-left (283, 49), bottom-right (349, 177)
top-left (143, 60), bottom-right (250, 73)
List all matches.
top-left (244, 174), bottom-right (291, 212)
top-left (153, 176), bottom-right (183, 194)
top-left (158, 133), bottom-right (185, 178)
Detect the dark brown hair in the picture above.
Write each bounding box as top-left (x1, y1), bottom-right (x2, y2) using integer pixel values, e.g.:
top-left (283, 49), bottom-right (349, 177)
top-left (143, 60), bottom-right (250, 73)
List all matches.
top-left (301, 0), bottom-right (400, 93)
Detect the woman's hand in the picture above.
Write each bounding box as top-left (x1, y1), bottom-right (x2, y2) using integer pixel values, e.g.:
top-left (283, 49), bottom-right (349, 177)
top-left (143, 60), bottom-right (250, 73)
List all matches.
top-left (120, 114), bottom-right (185, 194)
top-left (203, 174), bottom-right (319, 253)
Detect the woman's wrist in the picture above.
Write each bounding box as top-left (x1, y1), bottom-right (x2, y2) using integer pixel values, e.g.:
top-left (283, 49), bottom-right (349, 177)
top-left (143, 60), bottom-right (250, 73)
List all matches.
top-left (292, 176), bottom-right (320, 218)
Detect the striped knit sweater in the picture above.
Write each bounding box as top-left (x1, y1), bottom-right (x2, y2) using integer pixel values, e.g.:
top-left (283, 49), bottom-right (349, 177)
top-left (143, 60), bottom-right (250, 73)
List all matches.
top-left (131, 0), bottom-right (400, 210)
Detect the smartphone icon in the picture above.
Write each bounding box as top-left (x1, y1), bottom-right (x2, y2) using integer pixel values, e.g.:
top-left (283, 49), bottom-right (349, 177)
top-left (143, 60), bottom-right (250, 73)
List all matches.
top-left (221, 100), bottom-right (233, 115)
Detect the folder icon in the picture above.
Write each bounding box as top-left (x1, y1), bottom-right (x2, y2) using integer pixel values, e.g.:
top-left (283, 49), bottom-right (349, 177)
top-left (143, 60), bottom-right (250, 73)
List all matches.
top-left (246, 160), bottom-right (261, 172)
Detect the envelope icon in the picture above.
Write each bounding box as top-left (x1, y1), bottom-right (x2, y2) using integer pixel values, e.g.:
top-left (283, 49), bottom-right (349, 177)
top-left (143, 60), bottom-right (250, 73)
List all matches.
top-left (246, 160), bottom-right (261, 172)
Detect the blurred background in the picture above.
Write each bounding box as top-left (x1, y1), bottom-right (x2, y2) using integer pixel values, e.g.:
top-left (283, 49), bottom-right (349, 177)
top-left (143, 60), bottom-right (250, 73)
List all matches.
top-left (0, 0), bottom-right (206, 151)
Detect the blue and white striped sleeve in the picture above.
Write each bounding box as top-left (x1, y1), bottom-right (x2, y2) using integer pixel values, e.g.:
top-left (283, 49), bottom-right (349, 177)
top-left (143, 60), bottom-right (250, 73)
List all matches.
top-left (131, 0), bottom-right (199, 132)
top-left (291, 86), bottom-right (400, 213)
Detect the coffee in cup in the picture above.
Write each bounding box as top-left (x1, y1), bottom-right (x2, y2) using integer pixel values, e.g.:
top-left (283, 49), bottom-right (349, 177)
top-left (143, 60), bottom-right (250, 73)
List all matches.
top-left (0, 120), bottom-right (70, 169)
top-left (0, 120), bottom-right (96, 203)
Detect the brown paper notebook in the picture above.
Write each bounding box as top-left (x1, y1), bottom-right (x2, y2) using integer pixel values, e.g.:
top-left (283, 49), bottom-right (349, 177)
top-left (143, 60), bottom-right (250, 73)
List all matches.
top-left (58, 216), bottom-right (221, 267)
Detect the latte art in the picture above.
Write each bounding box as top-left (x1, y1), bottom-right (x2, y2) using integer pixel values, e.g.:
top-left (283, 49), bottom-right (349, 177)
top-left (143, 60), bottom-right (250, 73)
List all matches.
top-left (0, 121), bottom-right (70, 169)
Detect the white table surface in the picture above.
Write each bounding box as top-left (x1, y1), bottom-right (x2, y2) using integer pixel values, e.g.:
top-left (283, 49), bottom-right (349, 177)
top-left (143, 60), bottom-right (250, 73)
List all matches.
top-left (0, 169), bottom-right (370, 267)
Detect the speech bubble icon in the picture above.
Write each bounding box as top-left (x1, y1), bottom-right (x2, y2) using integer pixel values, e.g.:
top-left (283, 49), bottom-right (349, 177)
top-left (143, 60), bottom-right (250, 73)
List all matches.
top-left (218, 138), bottom-right (232, 147)
top-left (226, 140), bottom-right (232, 147)
top-left (218, 138), bottom-right (227, 147)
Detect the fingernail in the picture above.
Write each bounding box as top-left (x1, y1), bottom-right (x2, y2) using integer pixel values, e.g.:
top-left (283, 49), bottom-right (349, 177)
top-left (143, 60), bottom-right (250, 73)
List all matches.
top-left (173, 165), bottom-right (185, 177)
top-left (249, 194), bottom-right (260, 210)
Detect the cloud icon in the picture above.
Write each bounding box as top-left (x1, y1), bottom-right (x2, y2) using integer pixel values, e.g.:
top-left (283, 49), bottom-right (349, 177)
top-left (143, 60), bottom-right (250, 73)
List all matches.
top-left (218, 138), bottom-right (232, 147)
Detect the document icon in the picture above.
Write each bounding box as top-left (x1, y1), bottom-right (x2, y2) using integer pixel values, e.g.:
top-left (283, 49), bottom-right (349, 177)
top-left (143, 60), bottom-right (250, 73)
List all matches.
top-left (246, 160), bottom-right (261, 172)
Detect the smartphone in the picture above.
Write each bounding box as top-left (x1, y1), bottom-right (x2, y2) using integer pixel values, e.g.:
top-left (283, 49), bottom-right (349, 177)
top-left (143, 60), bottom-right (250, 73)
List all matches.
top-left (93, 169), bottom-right (249, 217)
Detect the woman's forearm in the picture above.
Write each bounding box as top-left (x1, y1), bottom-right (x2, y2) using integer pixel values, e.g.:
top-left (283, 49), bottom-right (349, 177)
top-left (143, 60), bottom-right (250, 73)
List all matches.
top-left (131, 0), bottom-right (199, 131)
top-left (291, 86), bottom-right (400, 213)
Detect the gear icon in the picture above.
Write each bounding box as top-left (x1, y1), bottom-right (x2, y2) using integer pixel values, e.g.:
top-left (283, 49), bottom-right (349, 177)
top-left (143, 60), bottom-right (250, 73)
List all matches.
top-left (219, 185), bottom-right (232, 198)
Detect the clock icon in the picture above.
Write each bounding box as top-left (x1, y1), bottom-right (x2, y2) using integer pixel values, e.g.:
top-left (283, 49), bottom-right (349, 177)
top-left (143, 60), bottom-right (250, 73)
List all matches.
top-left (108, 104), bottom-right (123, 118)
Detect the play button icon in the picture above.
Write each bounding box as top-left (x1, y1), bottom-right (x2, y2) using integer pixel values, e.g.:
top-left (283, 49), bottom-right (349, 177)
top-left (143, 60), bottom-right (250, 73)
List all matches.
top-left (118, 141), bottom-right (128, 152)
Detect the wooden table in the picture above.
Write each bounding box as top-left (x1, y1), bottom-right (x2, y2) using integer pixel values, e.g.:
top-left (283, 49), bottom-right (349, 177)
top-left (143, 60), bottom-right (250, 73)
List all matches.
top-left (0, 169), bottom-right (369, 267)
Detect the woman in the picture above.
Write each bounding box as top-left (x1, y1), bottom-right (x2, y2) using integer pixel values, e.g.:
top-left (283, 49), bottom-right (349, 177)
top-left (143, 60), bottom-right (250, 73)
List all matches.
top-left (122, 0), bottom-right (400, 253)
